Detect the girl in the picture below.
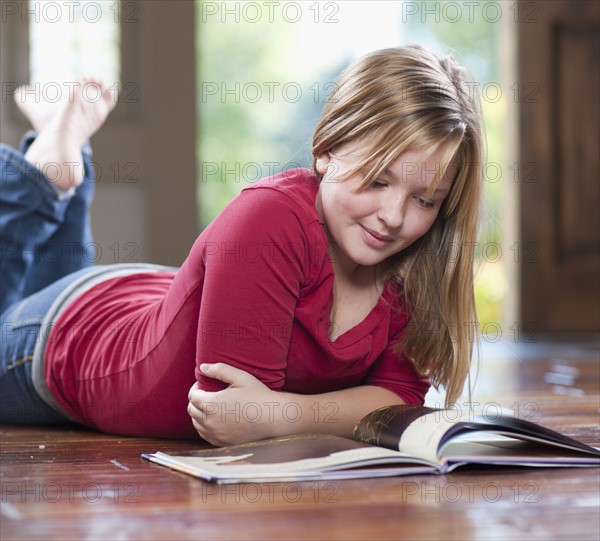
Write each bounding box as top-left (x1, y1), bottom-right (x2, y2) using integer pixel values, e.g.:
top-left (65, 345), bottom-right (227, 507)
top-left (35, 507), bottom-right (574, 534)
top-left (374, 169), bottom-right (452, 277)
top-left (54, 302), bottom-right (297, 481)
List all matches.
top-left (0, 45), bottom-right (484, 445)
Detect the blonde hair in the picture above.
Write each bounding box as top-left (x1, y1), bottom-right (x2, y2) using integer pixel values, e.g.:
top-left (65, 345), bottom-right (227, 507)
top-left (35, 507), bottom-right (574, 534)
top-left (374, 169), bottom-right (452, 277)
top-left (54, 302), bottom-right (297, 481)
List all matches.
top-left (311, 45), bottom-right (485, 406)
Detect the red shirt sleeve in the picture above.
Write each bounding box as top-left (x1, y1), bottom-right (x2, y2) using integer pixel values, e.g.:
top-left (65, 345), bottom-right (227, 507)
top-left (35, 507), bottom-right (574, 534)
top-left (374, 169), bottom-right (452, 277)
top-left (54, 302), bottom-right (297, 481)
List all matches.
top-left (195, 185), bottom-right (312, 391)
top-left (362, 337), bottom-right (431, 405)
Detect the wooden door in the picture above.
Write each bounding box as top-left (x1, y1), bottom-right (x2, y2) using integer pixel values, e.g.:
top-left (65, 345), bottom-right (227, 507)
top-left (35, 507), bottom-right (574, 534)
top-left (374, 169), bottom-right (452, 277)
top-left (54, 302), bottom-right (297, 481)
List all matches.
top-left (519, 0), bottom-right (600, 332)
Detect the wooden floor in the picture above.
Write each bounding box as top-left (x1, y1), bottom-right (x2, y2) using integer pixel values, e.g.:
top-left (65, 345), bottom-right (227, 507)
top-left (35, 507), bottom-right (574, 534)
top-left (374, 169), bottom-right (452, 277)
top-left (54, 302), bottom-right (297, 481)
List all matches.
top-left (1, 340), bottom-right (599, 541)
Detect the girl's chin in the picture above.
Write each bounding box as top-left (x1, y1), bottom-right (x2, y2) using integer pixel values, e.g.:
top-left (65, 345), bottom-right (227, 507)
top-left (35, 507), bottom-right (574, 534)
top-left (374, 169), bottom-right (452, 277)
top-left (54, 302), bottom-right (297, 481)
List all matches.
top-left (347, 250), bottom-right (392, 268)
top-left (330, 238), bottom-right (404, 269)
top-left (352, 244), bottom-right (410, 267)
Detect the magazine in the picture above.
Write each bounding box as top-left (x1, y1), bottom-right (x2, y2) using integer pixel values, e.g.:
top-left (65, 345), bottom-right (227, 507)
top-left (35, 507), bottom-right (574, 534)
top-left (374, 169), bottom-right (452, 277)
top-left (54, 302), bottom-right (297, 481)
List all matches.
top-left (142, 405), bottom-right (600, 484)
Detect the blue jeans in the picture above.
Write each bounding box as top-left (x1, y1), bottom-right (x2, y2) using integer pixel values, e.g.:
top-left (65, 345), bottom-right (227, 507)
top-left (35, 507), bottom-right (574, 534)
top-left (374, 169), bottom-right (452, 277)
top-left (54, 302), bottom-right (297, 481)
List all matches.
top-left (0, 133), bottom-right (96, 424)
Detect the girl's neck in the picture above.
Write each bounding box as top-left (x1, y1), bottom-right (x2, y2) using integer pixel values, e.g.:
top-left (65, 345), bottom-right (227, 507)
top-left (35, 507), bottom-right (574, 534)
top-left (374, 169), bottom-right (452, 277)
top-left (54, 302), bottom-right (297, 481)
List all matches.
top-left (329, 246), bottom-right (383, 293)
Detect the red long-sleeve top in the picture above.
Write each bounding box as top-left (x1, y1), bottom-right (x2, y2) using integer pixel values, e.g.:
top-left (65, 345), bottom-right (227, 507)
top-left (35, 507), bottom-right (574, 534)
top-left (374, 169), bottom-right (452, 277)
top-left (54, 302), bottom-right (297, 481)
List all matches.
top-left (44, 168), bottom-right (430, 438)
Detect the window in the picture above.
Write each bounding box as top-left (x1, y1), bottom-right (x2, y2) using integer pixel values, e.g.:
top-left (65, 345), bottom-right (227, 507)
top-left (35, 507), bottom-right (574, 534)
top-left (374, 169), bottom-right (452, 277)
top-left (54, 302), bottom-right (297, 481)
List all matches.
top-left (28, 0), bottom-right (120, 85)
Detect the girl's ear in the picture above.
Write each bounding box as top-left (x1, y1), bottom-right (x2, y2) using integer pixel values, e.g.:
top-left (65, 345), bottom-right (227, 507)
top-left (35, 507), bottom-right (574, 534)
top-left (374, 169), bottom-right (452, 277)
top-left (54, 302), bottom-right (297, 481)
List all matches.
top-left (315, 152), bottom-right (331, 174)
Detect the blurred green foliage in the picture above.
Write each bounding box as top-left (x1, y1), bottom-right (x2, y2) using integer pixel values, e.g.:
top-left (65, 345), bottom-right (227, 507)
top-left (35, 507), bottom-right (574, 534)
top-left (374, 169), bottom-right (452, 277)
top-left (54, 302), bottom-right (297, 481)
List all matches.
top-left (197, 8), bottom-right (342, 226)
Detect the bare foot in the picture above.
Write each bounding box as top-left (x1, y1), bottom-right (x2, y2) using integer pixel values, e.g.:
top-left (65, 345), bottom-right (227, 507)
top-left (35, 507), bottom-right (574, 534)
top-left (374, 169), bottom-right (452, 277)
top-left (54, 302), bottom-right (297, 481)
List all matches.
top-left (14, 84), bottom-right (64, 132)
top-left (23, 79), bottom-right (117, 191)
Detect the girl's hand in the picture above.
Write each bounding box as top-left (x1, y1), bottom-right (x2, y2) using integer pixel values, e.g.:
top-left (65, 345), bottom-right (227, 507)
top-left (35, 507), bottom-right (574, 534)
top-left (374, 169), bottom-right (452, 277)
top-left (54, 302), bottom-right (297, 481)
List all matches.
top-left (187, 363), bottom-right (277, 446)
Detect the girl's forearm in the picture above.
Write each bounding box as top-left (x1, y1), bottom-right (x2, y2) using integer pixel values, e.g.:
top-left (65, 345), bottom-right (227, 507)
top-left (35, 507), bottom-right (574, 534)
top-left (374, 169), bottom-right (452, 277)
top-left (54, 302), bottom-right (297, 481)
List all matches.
top-left (268, 386), bottom-right (404, 439)
top-left (189, 364), bottom-right (406, 446)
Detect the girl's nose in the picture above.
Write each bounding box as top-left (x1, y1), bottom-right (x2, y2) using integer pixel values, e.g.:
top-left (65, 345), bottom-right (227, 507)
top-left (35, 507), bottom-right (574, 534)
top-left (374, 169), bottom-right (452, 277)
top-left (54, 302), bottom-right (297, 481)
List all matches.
top-left (378, 197), bottom-right (404, 230)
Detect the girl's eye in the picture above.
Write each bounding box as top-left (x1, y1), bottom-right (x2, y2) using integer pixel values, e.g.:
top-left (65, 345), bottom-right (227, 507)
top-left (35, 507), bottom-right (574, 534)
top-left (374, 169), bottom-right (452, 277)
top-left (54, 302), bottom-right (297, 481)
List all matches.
top-left (370, 179), bottom-right (388, 189)
top-left (415, 196), bottom-right (435, 209)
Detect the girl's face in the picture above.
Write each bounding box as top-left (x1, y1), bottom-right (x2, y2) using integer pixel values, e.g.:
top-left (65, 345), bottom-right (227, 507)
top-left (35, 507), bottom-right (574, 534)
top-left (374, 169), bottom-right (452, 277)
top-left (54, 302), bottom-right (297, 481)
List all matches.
top-left (315, 140), bottom-right (455, 274)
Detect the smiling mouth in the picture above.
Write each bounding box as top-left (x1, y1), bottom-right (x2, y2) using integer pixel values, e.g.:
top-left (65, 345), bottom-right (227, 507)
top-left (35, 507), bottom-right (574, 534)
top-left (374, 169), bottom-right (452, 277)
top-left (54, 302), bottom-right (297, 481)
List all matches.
top-left (361, 225), bottom-right (393, 243)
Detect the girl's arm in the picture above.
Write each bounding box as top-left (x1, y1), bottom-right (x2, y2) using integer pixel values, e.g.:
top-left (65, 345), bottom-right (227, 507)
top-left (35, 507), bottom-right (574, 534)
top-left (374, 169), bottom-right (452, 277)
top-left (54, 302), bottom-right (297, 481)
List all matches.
top-left (188, 363), bottom-right (404, 446)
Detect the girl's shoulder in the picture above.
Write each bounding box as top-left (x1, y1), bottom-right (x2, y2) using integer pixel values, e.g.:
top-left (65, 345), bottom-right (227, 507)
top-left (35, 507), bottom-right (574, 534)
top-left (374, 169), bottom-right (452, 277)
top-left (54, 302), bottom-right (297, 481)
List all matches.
top-left (201, 167), bottom-right (328, 287)
top-left (241, 167), bottom-right (321, 221)
top-left (203, 167), bottom-right (327, 260)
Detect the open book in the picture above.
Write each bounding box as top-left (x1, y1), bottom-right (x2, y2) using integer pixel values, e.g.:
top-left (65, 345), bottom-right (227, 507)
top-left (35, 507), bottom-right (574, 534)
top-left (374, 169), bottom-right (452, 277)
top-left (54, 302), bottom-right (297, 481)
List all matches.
top-left (142, 405), bottom-right (600, 484)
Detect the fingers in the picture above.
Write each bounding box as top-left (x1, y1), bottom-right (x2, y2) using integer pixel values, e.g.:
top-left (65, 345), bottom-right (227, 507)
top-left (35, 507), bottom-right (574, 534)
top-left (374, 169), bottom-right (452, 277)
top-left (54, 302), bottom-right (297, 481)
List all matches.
top-left (188, 381), bottom-right (200, 402)
top-left (187, 388), bottom-right (215, 418)
top-left (187, 396), bottom-right (214, 444)
top-left (187, 397), bottom-right (202, 419)
top-left (187, 365), bottom-right (268, 447)
top-left (199, 363), bottom-right (253, 387)
top-left (190, 416), bottom-right (218, 446)
top-left (188, 396), bottom-right (225, 447)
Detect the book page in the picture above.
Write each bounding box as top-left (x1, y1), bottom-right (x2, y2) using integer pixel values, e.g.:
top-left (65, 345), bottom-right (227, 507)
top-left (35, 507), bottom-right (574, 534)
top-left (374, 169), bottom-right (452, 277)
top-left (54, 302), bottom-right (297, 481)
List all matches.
top-left (398, 412), bottom-right (462, 464)
top-left (143, 433), bottom-right (440, 483)
top-left (441, 438), bottom-right (600, 467)
top-left (155, 446), bottom-right (419, 478)
top-left (144, 451), bottom-right (437, 483)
